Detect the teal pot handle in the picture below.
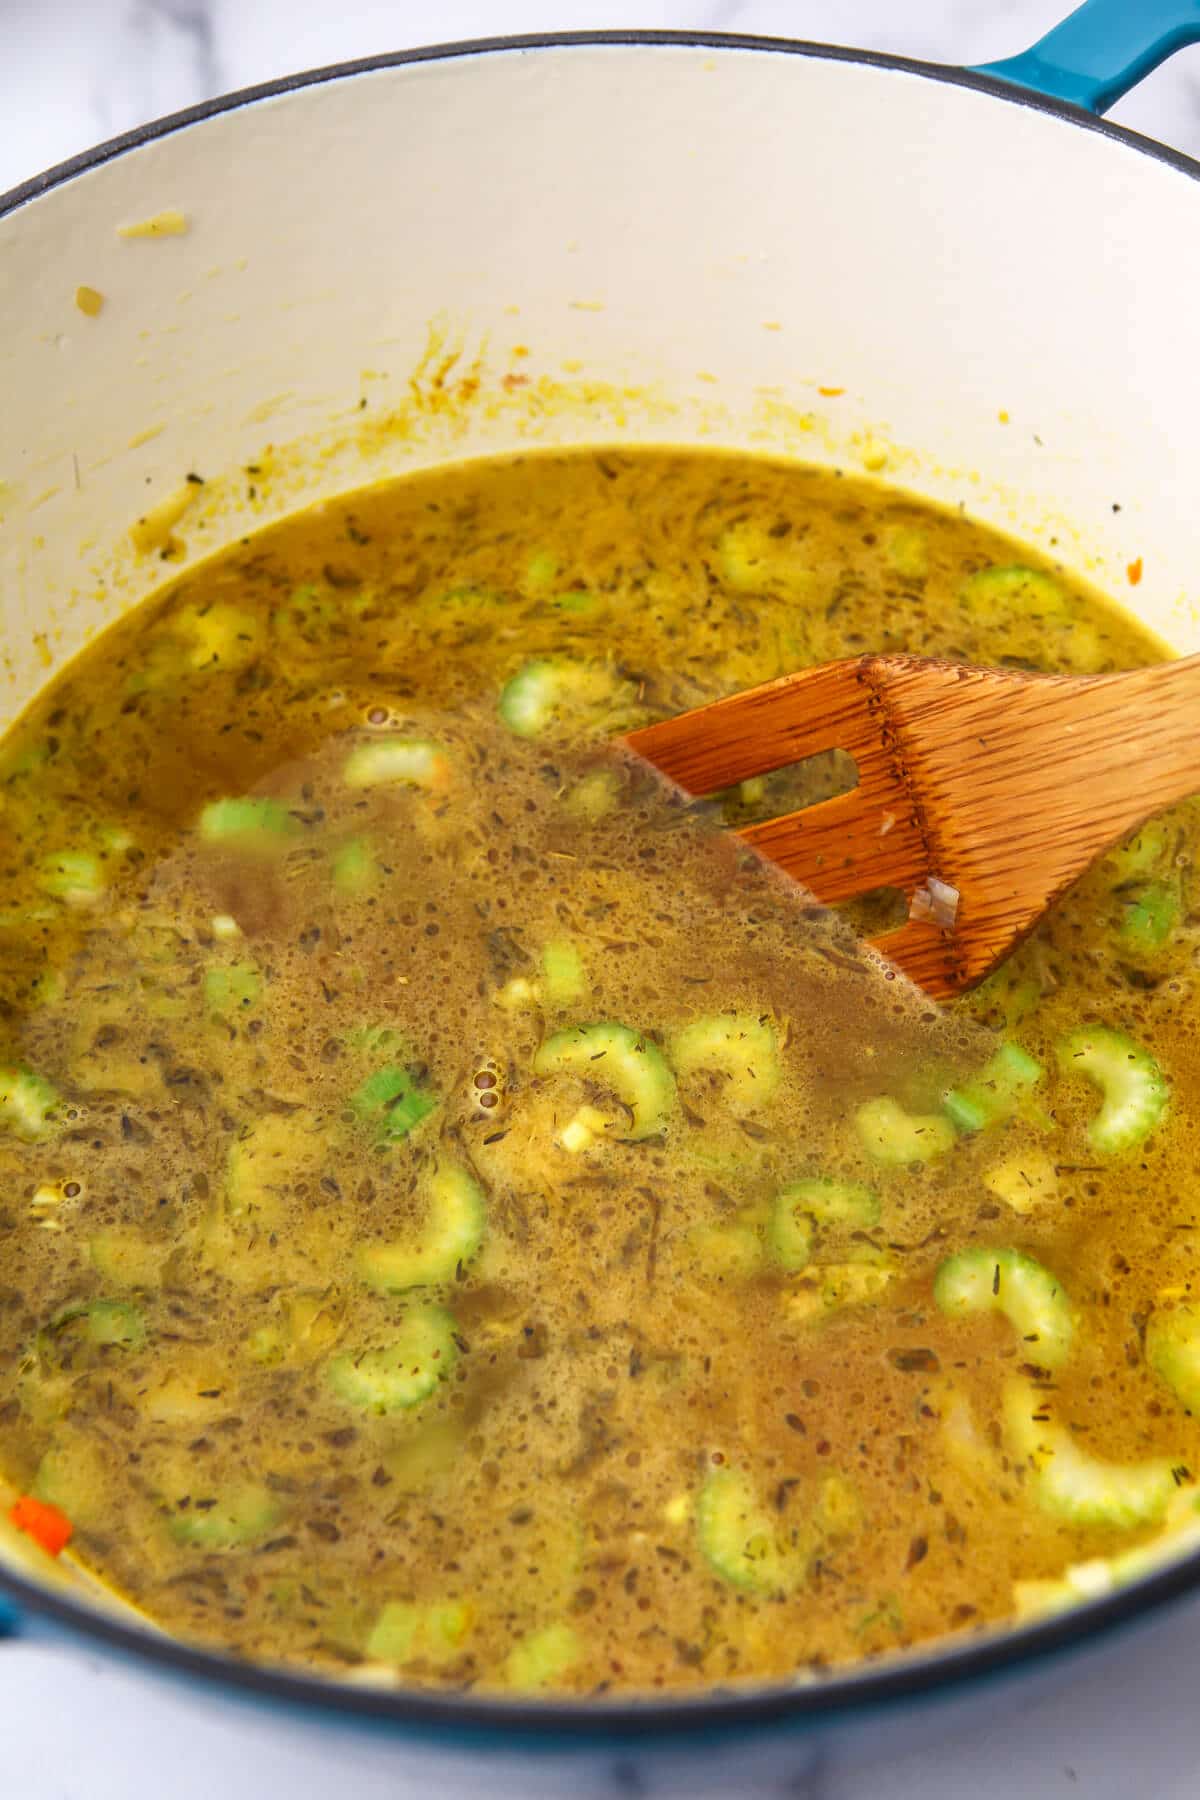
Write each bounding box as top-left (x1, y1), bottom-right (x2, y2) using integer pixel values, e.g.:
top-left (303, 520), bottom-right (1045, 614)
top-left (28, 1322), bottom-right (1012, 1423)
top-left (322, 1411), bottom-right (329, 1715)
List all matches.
top-left (973, 0), bottom-right (1200, 115)
top-left (0, 1592), bottom-right (23, 1638)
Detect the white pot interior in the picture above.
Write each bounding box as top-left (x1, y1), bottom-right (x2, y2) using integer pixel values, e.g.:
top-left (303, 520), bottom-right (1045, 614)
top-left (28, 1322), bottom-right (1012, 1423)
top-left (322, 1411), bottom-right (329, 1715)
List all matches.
top-left (2, 40), bottom-right (1199, 735)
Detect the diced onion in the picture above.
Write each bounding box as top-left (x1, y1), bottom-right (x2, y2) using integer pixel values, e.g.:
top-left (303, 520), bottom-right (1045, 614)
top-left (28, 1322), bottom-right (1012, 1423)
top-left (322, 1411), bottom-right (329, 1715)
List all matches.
top-left (909, 877), bottom-right (960, 929)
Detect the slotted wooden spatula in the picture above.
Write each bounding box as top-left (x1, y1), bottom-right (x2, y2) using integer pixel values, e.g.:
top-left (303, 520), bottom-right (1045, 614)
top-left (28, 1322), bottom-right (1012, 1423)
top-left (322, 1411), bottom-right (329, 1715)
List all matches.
top-left (624, 652), bottom-right (1200, 1000)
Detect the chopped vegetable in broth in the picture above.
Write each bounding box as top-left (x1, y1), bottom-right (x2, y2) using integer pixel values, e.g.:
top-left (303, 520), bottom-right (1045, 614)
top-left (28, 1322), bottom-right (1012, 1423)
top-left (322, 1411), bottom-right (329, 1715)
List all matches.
top-left (1, 447), bottom-right (1198, 1696)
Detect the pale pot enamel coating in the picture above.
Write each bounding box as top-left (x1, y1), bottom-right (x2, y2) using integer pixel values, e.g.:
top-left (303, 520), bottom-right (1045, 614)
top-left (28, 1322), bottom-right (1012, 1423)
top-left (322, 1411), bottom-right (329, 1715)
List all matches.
top-left (3, 10), bottom-right (1200, 1790)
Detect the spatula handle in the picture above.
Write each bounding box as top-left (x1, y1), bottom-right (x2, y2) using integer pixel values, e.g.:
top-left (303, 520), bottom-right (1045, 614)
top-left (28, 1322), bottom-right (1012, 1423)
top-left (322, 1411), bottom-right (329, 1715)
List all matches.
top-left (896, 651), bottom-right (1200, 913)
top-left (1063, 653), bottom-right (1200, 819)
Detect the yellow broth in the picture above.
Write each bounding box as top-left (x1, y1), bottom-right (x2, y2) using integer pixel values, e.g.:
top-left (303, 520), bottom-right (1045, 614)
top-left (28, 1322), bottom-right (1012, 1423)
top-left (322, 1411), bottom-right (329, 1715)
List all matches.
top-left (0, 448), bottom-right (1196, 1695)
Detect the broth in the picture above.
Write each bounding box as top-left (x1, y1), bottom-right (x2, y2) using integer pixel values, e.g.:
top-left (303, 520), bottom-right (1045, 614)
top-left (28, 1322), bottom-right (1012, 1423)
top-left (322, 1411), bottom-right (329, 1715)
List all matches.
top-left (0, 448), bottom-right (1196, 1695)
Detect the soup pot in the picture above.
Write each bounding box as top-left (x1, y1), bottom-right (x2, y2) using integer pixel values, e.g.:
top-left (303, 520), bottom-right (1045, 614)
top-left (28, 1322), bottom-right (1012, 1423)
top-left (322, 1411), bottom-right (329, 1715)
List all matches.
top-left (3, 1), bottom-right (1200, 1789)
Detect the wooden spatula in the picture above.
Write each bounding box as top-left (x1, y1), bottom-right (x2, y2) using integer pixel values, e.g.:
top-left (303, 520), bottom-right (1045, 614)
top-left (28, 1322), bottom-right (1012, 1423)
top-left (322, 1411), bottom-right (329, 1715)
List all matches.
top-left (624, 652), bottom-right (1200, 1000)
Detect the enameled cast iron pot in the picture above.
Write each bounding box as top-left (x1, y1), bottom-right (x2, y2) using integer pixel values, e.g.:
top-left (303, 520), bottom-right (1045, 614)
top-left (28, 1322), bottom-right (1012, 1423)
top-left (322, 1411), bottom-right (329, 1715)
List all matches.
top-left (3, 1), bottom-right (1200, 1788)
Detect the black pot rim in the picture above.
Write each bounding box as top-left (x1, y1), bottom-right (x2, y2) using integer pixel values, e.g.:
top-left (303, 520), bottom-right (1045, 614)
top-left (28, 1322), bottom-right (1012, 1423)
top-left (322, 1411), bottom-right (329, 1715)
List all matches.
top-left (3, 26), bottom-right (1200, 1747)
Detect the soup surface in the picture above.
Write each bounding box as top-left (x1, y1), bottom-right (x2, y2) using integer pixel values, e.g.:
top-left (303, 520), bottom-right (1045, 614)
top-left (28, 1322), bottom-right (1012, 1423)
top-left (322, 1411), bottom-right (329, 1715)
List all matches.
top-left (0, 449), bottom-right (1197, 1697)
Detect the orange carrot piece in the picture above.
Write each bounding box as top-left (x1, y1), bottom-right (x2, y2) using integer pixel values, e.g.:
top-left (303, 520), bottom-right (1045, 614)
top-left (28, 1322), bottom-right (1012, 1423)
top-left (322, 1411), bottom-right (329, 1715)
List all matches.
top-left (9, 1495), bottom-right (73, 1556)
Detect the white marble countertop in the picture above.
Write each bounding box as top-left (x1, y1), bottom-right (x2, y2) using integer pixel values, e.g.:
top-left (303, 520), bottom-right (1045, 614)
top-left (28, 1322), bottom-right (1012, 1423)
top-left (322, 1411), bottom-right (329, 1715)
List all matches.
top-left (5, 3), bottom-right (1200, 1797)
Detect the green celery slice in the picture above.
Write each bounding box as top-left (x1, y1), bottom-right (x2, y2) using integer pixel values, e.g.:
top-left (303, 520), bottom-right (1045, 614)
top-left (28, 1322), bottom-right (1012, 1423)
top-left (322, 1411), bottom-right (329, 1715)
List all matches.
top-left (1055, 1026), bottom-right (1168, 1154)
top-left (934, 1246), bottom-right (1073, 1368)
top-left (532, 1021), bottom-right (675, 1140)
top-left (358, 1161), bottom-right (486, 1291)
